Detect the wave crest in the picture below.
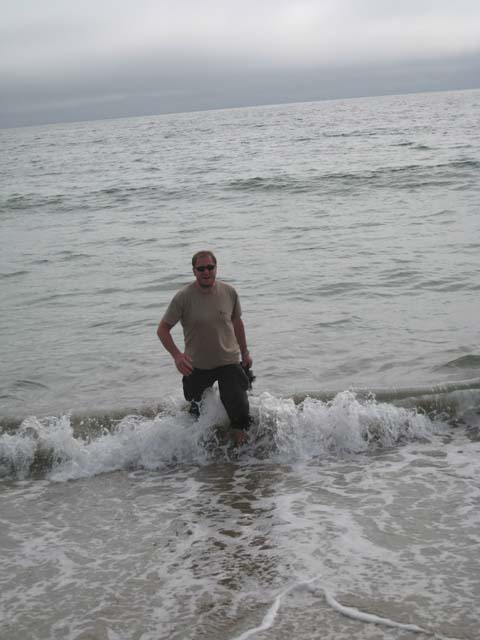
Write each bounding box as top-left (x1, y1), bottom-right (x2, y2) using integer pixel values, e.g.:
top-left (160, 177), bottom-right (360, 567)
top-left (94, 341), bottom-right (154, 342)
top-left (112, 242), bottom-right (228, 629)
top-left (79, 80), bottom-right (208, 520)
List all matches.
top-left (0, 390), bottom-right (449, 482)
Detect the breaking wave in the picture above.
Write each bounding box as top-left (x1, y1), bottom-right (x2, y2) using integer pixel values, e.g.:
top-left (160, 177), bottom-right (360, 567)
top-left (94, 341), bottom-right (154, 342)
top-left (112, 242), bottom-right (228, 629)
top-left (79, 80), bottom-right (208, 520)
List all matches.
top-left (2, 381), bottom-right (478, 482)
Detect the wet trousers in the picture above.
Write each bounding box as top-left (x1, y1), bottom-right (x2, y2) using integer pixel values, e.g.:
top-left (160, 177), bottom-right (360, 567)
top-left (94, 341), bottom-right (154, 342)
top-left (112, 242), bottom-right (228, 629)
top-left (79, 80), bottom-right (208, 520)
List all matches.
top-left (182, 363), bottom-right (250, 430)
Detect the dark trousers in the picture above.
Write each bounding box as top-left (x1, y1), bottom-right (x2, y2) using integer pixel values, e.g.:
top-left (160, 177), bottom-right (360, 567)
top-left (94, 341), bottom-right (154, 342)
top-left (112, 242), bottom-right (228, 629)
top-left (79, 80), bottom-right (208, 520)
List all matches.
top-left (183, 364), bottom-right (250, 430)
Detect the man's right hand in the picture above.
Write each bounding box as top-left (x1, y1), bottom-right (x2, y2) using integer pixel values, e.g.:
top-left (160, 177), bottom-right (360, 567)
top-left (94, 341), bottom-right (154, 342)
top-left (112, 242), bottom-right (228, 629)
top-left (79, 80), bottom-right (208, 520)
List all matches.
top-left (174, 353), bottom-right (193, 376)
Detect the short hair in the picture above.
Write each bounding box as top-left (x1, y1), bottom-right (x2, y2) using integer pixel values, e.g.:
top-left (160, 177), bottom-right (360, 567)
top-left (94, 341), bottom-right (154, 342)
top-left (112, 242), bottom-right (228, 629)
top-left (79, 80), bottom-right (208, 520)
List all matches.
top-left (192, 250), bottom-right (217, 267)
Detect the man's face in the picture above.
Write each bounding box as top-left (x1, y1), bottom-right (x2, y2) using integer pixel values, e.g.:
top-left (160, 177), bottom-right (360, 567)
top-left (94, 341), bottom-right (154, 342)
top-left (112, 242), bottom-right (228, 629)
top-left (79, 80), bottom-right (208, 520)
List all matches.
top-left (193, 255), bottom-right (217, 289)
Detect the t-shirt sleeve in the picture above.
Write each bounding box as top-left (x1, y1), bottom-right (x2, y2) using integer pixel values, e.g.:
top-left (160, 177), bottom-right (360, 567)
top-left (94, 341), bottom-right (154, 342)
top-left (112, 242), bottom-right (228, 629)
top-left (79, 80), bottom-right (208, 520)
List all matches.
top-left (231, 290), bottom-right (242, 321)
top-left (162, 291), bottom-right (184, 327)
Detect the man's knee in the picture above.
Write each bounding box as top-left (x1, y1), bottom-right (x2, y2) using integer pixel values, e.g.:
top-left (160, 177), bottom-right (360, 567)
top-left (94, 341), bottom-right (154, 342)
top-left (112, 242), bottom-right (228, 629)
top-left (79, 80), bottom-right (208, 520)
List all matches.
top-left (182, 369), bottom-right (214, 403)
top-left (218, 365), bottom-right (250, 428)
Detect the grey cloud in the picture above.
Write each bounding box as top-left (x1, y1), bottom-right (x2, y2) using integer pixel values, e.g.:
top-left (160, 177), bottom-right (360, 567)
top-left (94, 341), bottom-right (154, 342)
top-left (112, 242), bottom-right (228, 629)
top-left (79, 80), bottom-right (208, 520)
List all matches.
top-left (2, 52), bottom-right (479, 128)
top-left (1, 1), bottom-right (479, 126)
top-left (3, 1), bottom-right (480, 72)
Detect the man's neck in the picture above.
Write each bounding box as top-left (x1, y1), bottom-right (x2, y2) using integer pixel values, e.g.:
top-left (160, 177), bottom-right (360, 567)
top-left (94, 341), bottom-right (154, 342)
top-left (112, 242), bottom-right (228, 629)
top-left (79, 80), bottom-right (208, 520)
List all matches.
top-left (195, 281), bottom-right (216, 293)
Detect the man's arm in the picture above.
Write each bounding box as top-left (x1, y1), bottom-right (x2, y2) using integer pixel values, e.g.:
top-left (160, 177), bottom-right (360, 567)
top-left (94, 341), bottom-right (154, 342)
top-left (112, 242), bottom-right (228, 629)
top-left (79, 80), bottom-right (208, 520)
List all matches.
top-left (157, 320), bottom-right (193, 376)
top-left (232, 317), bottom-right (253, 368)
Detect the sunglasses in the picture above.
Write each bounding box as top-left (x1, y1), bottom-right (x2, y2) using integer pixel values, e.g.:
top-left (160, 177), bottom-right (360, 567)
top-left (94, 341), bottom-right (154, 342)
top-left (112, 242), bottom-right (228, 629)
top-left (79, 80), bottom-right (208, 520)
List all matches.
top-left (195, 264), bottom-right (216, 272)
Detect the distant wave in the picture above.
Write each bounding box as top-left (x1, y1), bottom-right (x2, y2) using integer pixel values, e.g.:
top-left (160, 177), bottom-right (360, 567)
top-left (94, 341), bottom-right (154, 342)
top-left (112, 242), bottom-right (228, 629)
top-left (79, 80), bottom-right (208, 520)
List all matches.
top-left (227, 176), bottom-right (305, 193)
top-left (12, 379), bottom-right (50, 391)
top-left (0, 184), bottom-right (184, 214)
top-left (438, 355), bottom-right (480, 370)
top-left (1, 193), bottom-right (66, 211)
top-left (225, 159), bottom-right (480, 193)
top-left (92, 184), bottom-right (185, 200)
top-left (0, 270), bottom-right (29, 279)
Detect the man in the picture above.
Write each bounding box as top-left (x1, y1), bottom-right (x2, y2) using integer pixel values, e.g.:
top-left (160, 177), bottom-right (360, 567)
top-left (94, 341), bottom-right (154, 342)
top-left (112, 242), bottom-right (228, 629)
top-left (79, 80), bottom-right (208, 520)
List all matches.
top-left (157, 250), bottom-right (253, 446)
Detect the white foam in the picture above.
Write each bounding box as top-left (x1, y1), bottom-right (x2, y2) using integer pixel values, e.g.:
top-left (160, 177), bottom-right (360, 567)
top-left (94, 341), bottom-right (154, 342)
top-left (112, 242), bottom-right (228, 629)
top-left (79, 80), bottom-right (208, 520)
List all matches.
top-left (323, 588), bottom-right (425, 632)
top-left (255, 390), bottom-right (442, 459)
top-left (231, 576), bottom-right (462, 640)
top-left (0, 389), bottom-right (446, 481)
top-left (0, 428), bottom-right (37, 479)
top-left (230, 578), bottom-right (315, 640)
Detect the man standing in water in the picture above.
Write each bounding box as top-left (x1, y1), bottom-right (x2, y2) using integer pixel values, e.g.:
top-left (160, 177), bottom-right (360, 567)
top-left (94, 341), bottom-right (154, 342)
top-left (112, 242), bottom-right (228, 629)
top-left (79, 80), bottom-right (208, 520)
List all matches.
top-left (157, 250), bottom-right (253, 446)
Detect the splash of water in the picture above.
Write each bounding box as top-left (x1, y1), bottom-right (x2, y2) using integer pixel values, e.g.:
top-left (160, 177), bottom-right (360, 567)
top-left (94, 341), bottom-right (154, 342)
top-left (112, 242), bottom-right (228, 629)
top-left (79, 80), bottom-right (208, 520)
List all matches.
top-left (0, 390), bottom-right (447, 481)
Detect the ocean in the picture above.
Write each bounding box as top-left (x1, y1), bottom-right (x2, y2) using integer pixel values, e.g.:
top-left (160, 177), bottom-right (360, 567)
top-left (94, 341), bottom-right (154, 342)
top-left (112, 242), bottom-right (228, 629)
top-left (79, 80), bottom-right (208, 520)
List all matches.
top-left (1, 88), bottom-right (480, 639)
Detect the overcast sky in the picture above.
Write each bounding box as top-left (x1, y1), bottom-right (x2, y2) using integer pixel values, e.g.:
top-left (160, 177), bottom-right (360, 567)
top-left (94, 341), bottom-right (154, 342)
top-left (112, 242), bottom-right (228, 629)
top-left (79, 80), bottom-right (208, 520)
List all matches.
top-left (2, 1), bottom-right (480, 127)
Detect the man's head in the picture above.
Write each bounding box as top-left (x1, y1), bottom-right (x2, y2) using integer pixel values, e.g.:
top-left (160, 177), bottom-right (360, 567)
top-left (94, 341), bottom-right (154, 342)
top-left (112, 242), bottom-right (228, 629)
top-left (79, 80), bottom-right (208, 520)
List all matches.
top-left (192, 250), bottom-right (217, 290)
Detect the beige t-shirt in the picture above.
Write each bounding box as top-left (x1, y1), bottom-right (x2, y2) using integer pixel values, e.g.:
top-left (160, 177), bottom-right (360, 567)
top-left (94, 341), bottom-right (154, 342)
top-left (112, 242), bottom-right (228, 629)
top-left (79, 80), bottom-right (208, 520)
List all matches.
top-left (162, 281), bottom-right (242, 369)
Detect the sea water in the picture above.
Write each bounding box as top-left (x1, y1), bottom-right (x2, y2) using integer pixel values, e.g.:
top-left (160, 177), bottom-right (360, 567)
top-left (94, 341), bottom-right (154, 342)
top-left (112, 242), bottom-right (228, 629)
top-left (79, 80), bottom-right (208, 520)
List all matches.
top-left (1, 89), bottom-right (480, 639)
